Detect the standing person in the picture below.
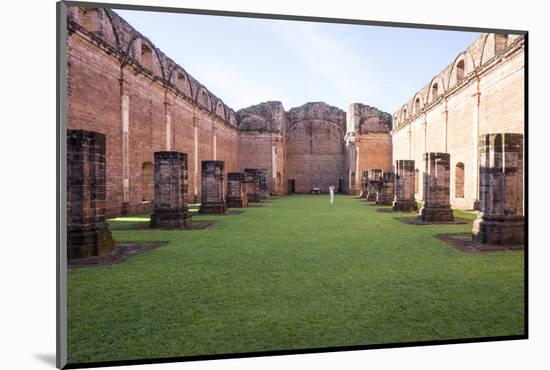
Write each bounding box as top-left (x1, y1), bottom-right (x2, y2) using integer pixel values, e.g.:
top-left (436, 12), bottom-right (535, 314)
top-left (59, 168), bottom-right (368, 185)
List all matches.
top-left (329, 184), bottom-right (335, 205)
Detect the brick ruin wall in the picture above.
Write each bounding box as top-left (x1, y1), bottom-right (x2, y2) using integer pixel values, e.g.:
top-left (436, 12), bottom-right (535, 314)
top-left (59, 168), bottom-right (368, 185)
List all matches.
top-left (67, 7), bottom-right (239, 217)
top-left (285, 103), bottom-right (347, 193)
top-left (344, 103), bottom-right (393, 194)
top-left (67, 7), bottom-right (524, 215)
top-left (236, 101), bottom-right (287, 195)
top-left (391, 33), bottom-right (525, 210)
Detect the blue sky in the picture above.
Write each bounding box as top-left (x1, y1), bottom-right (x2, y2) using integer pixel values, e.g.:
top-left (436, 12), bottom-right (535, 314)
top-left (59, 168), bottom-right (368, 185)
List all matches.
top-left (116, 9), bottom-right (479, 114)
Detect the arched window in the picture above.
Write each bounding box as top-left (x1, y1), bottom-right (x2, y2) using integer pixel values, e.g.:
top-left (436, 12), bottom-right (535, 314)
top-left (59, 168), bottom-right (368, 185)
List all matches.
top-left (495, 34), bottom-right (508, 53)
top-left (414, 169), bottom-right (419, 194)
top-left (141, 43), bottom-right (153, 71)
top-left (414, 98), bottom-right (421, 114)
top-left (175, 72), bottom-right (187, 92)
top-left (431, 83), bottom-right (439, 102)
top-left (402, 108), bottom-right (408, 121)
top-left (142, 162), bottom-right (154, 201)
top-left (456, 60), bottom-right (465, 82)
top-left (455, 162), bottom-right (465, 198)
top-left (216, 102), bottom-right (225, 117)
top-left (199, 90), bottom-right (210, 109)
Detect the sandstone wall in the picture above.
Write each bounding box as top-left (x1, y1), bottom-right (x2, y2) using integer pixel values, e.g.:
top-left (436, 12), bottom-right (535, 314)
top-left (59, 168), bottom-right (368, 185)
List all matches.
top-left (391, 33), bottom-right (525, 210)
top-left (67, 6), bottom-right (398, 211)
top-left (237, 102), bottom-right (287, 194)
top-left (344, 103), bottom-right (393, 193)
top-left (286, 103), bottom-right (346, 193)
top-left (67, 7), bottom-right (239, 216)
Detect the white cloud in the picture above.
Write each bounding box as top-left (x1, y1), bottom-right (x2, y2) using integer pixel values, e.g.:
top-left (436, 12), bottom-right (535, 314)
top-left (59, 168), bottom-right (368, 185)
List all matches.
top-left (271, 21), bottom-right (383, 109)
top-left (188, 57), bottom-right (287, 110)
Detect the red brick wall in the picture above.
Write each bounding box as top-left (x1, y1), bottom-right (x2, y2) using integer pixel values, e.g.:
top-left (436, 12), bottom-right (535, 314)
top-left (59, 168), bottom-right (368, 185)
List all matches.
top-left (286, 103), bottom-right (346, 193)
top-left (67, 7), bottom-right (238, 216)
top-left (391, 33), bottom-right (525, 210)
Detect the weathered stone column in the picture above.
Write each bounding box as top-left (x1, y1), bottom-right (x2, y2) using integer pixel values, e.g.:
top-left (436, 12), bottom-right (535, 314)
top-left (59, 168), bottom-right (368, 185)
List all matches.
top-left (199, 160), bottom-right (227, 214)
top-left (419, 152), bottom-right (454, 222)
top-left (67, 129), bottom-right (115, 259)
top-left (150, 151), bottom-right (191, 228)
top-left (377, 172), bottom-right (396, 205)
top-left (472, 133), bottom-right (524, 245)
top-left (393, 160), bottom-right (417, 212)
top-left (244, 168), bottom-right (260, 203)
top-left (259, 168), bottom-right (270, 200)
top-left (226, 172), bottom-right (248, 208)
top-left (359, 170), bottom-right (368, 198)
top-left (366, 169), bottom-right (382, 201)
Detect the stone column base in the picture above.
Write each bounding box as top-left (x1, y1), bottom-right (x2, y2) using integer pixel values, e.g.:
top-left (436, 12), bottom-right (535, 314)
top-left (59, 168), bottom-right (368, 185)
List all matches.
top-left (419, 206), bottom-right (454, 222)
top-left (393, 200), bottom-right (417, 212)
top-left (150, 210), bottom-right (191, 228)
top-left (472, 215), bottom-right (524, 245)
top-left (376, 197), bottom-right (394, 206)
top-left (199, 202), bottom-right (227, 214)
top-left (68, 222), bottom-right (116, 260)
top-left (247, 194), bottom-right (261, 203)
top-left (366, 191), bottom-right (377, 201)
top-left (227, 198), bottom-right (247, 208)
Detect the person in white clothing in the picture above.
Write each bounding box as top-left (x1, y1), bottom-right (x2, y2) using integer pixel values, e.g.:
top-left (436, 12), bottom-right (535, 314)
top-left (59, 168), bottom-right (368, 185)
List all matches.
top-left (328, 184), bottom-right (335, 205)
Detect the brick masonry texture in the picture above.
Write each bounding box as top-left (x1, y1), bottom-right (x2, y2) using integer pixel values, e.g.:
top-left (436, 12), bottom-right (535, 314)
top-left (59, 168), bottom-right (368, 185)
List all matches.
top-left (419, 153), bottom-right (454, 222)
top-left (377, 172), bottom-right (396, 206)
top-left (199, 161), bottom-right (227, 214)
top-left (286, 102), bottom-right (347, 193)
top-left (472, 133), bottom-right (524, 244)
top-left (149, 151), bottom-right (191, 228)
top-left (394, 160), bottom-right (418, 212)
top-left (258, 169), bottom-right (270, 199)
top-left (391, 33), bottom-right (525, 210)
top-left (366, 169), bottom-right (383, 201)
top-left (66, 7), bottom-right (524, 218)
top-left (226, 172), bottom-right (248, 208)
top-left (243, 169), bottom-right (260, 203)
top-left (67, 129), bottom-right (116, 259)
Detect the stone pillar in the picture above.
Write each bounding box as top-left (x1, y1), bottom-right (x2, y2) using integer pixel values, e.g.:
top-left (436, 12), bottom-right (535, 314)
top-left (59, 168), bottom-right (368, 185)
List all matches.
top-left (226, 172), bottom-right (248, 208)
top-left (366, 169), bottom-right (382, 201)
top-left (259, 168), bottom-right (270, 200)
top-left (419, 152), bottom-right (454, 222)
top-left (393, 160), bottom-right (417, 212)
top-left (199, 160), bottom-right (227, 214)
top-left (67, 129), bottom-right (115, 259)
top-left (150, 151), bottom-right (191, 228)
top-left (377, 172), bottom-right (396, 205)
top-left (472, 133), bottom-right (524, 245)
top-left (244, 169), bottom-right (260, 203)
top-left (359, 170), bottom-right (368, 198)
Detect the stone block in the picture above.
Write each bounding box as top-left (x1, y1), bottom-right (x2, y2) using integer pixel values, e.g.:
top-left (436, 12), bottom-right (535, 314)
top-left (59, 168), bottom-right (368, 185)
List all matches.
top-left (150, 151), bottom-right (191, 228)
top-left (393, 159), bottom-right (417, 212)
top-left (227, 172), bottom-right (248, 208)
top-left (67, 129), bottom-right (115, 259)
top-left (366, 168), bottom-right (382, 201)
top-left (259, 168), bottom-right (270, 200)
top-left (376, 172), bottom-right (396, 205)
top-left (244, 168), bottom-right (260, 202)
top-left (472, 133), bottom-right (524, 244)
top-left (199, 160), bottom-right (227, 214)
top-left (419, 152), bottom-right (454, 222)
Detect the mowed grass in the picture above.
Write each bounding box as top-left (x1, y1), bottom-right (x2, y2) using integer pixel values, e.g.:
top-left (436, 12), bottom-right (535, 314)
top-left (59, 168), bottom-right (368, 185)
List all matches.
top-left (67, 195), bottom-right (524, 364)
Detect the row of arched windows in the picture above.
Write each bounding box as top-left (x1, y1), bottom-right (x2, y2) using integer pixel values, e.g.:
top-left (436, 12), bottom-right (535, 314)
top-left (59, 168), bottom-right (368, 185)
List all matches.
top-left (394, 34), bottom-right (510, 128)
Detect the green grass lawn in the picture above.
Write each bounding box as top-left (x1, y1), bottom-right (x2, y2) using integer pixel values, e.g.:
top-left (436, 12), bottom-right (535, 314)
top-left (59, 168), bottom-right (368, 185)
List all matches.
top-left (67, 195), bottom-right (524, 364)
